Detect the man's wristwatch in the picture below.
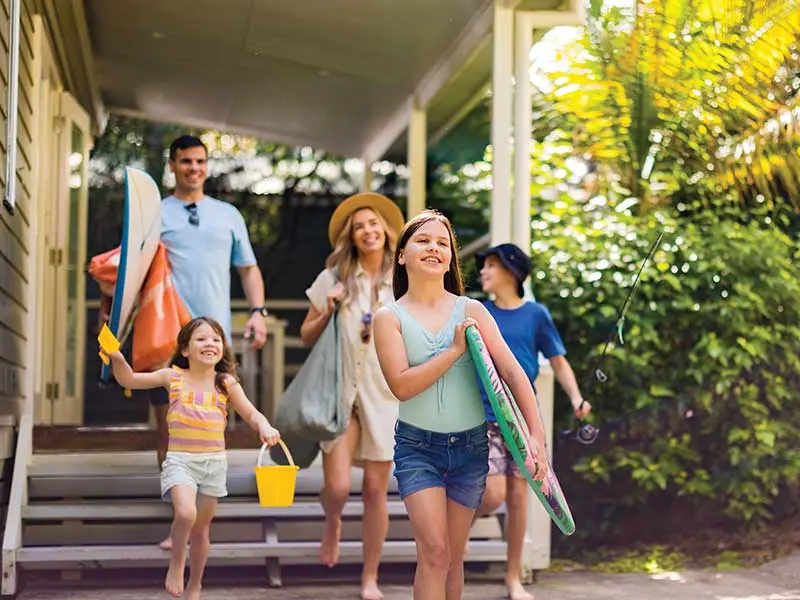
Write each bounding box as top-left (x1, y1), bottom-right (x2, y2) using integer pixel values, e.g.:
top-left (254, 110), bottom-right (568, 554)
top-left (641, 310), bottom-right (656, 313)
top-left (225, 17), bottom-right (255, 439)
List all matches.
top-left (250, 306), bottom-right (268, 318)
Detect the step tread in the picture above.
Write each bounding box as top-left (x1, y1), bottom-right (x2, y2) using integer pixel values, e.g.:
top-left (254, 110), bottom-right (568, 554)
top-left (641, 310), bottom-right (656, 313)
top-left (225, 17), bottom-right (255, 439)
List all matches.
top-left (29, 467), bottom-right (399, 498)
top-left (17, 540), bottom-right (509, 564)
top-left (23, 499), bottom-right (411, 520)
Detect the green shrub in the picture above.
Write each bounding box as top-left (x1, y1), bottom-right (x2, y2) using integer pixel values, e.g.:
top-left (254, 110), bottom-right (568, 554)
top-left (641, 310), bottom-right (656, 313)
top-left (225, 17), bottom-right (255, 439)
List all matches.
top-left (529, 199), bottom-right (800, 522)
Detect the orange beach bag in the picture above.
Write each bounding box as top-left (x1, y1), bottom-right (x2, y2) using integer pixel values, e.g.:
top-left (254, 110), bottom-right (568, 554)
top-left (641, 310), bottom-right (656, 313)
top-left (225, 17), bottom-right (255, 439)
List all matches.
top-left (88, 243), bottom-right (191, 371)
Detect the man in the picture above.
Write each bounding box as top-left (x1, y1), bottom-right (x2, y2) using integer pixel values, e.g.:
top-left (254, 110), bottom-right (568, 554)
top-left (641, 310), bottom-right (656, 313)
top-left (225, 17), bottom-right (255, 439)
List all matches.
top-left (147, 135), bottom-right (269, 549)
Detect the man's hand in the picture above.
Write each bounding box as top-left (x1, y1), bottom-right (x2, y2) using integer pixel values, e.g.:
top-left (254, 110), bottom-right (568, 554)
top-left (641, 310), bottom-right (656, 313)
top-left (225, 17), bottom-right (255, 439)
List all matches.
top-left (244, 313), bottom-right (267, 350)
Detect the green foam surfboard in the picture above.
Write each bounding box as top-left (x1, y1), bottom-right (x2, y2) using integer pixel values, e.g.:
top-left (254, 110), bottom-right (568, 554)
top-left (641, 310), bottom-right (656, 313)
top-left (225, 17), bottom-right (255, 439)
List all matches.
top-left (466, 325), bottom-right (575, 536)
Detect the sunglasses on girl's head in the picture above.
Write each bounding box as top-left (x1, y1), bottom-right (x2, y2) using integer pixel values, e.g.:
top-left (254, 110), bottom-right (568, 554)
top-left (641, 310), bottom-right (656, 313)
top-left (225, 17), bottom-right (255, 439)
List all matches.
top-left (361, 312), bottom-right (373, 344)
top-left (185, 203), bottom-right (199, 226)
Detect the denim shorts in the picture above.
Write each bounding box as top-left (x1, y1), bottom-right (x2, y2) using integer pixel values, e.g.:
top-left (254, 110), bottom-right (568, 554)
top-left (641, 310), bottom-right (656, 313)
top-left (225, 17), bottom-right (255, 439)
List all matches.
top-left (393, 420), bottom-right (489, 510)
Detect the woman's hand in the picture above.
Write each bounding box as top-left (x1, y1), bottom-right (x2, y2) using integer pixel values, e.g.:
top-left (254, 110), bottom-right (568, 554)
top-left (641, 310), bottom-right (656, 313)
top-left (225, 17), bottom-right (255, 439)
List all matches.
top-left (324, 282), bottom-right (345, 315)
top-left (451, 318), bottom-right (478, 356)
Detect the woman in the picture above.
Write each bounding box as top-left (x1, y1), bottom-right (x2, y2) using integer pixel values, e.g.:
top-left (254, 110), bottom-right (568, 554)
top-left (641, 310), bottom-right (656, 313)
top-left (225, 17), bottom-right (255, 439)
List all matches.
top-left (300, 192), bottom-right (405, 600)
top-left (372, 211), bottom-right (548, 600)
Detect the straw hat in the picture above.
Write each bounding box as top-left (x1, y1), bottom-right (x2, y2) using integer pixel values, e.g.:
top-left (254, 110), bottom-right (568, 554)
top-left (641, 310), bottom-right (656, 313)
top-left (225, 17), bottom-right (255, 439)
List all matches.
top-left (328, 192), bottom-right (405, 247)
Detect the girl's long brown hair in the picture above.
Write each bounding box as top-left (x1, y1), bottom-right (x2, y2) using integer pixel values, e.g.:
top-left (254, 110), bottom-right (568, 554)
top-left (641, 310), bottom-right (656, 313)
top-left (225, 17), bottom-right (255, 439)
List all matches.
top-left (392, 210), bottom-right (464, 299)
top-left (325, 207), bottom-right (397, 305)
top-left (170, 317), bottom-right (238, 392)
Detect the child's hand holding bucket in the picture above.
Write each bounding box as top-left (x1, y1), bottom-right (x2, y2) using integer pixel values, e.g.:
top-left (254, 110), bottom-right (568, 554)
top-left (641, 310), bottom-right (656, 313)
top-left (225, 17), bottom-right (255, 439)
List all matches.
top-left (258, 423), bottom-right (281, 447)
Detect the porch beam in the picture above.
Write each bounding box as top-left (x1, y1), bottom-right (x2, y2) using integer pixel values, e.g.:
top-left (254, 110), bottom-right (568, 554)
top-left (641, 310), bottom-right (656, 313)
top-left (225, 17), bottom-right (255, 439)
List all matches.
top-left (406, 98), bottom-right (427, 218)
top-left (489, 0), bottom-right (514, 246)
top-left (361, 1), bottom-right (494, 165)
top-left (361, 96), bottom-right (413, 168)
top-left (515, 0), bottom-right (586, 32)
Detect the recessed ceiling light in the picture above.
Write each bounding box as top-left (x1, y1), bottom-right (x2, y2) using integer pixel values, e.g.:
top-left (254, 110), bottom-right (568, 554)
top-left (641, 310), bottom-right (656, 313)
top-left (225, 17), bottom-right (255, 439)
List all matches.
top-left (152, 32), bottom-right (165, 40)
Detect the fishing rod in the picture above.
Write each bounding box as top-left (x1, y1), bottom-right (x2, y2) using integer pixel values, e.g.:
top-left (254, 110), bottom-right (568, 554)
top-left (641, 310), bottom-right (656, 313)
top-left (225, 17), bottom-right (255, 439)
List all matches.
top-left (562, 230), bottom-right (666, 445)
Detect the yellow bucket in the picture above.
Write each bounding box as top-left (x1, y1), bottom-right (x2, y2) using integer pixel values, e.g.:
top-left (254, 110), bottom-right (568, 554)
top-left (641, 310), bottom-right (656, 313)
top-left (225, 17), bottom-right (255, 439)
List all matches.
top-left (254, 439), bottom-right (299, 508)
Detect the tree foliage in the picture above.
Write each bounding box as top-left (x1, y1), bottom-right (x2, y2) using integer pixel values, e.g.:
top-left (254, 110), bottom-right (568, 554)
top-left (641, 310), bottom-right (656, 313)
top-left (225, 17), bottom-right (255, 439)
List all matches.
top-left (534, 0), bottom-right (800, 215)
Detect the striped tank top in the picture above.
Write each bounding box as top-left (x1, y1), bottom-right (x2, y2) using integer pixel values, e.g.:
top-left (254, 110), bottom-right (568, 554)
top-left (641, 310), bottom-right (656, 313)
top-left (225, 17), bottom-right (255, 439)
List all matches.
top-left (167, 366), bottom-right (229, 453)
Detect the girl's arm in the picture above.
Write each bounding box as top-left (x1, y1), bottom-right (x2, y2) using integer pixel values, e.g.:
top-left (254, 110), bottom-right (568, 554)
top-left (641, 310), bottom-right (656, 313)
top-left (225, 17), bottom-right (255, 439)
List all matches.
top-left (104, 351), bottom-right (172, 390)
top-left (373, 306), bottom-right (473, 402)
top-left (226, 379), bottom-right (280, 446)
top-left (466, 300), bottom-right (548, 443)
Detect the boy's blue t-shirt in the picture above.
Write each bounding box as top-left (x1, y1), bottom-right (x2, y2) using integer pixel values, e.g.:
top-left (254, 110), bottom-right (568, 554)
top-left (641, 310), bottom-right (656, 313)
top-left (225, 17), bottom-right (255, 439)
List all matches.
top-left (479, 300), bottom-right (566, 422)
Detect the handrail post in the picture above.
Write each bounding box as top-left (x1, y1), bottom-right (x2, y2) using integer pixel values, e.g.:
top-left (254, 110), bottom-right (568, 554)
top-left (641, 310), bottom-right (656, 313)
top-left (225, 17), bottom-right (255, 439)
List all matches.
top-left (2, 413), bottom-right (34, 596)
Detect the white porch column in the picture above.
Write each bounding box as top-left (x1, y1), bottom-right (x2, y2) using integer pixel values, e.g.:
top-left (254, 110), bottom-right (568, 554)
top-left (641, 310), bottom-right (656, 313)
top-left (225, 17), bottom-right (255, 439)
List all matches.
top-left (528, 358), bottom-right (555, 571)
top-left (513, 13), bottom-right (533, 255)
top-left (407, 97), bottom-right (427, 218)
top-left (361, 158), bottom-right (373, 192)
top-left (514, 12), bottom-right (535, 301)
top-left (490, 1), bottom-right (514, 245)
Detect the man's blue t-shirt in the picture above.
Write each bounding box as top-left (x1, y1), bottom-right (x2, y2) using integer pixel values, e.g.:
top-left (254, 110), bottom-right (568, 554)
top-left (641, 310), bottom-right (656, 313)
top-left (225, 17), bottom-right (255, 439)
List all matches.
top-left (161, 195), bottom-right (257, 342)
top-left (479, 300), bottom-right (566, 422)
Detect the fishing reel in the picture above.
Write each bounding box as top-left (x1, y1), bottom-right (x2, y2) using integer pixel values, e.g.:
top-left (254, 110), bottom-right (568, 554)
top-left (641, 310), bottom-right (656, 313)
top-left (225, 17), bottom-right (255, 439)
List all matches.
top-left (561, 422), bottom-right (600, 445)
top-left (560, 398), bottom-right (600, 445)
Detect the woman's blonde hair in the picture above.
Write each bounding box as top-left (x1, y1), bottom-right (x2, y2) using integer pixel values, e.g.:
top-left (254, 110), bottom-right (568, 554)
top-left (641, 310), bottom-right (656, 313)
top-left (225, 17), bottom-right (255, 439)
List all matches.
top-left (325, 207), bottom-right (398, 305)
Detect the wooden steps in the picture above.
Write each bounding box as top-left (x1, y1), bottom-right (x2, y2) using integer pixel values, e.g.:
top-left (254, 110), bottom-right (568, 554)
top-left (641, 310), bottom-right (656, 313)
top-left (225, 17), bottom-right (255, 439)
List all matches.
top-left (14, 450), bottom-right (509, 588)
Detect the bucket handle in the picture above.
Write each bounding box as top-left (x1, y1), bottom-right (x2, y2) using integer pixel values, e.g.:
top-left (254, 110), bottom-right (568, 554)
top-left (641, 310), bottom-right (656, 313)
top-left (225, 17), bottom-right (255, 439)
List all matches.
top-left (257, 439), bottom-right (295, 468)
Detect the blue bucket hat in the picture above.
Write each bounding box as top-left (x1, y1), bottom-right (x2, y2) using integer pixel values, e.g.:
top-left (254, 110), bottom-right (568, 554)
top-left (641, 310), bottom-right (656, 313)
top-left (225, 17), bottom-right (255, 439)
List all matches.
top-left (476, 243), bottom-right (532, 297)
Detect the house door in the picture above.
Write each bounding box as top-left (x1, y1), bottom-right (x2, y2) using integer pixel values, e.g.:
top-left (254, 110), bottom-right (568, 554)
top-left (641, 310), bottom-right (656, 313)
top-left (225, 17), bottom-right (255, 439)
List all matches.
top-left (35, 88), bottom-right (91, 425)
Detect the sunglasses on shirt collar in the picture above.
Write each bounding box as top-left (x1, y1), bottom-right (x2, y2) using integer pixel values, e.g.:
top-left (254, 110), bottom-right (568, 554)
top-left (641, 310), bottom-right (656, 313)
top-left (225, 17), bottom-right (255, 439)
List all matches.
top-left (185, 203), bottom-right (199, 226)
top-left (361, 312), bottom-right (373, 344)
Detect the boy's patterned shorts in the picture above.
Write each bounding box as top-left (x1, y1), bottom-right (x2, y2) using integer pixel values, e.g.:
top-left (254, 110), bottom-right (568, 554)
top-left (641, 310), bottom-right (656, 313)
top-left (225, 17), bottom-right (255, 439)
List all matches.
top-left (487, 421), bottom-right (524, 479)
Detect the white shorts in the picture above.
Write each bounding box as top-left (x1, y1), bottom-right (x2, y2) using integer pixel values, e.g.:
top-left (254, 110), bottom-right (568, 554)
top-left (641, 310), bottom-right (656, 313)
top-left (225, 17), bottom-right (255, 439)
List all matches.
top-left (160, 452), bottom-right (228, 501)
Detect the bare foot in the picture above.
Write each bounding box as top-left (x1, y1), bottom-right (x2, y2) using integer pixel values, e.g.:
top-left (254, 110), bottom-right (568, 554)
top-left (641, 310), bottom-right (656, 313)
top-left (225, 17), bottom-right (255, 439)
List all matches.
top-left (185, 583), bottom-right (202, 600)
top-left (158, 536), bottom-right (172, 551)
top-left (361, 580), bottom-right (384, 600)
top-left (507, 579), bottom-right (534, 600)
top-left (319, 517), bottom-right (341, 567)
top-left (165, 556), bottom-right (186, 597)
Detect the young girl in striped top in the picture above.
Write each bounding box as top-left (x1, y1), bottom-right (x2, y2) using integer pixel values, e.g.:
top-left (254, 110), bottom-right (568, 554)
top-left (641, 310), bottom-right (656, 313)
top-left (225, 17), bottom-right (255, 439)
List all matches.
top-left (102, 316), bottom-right (280, 600)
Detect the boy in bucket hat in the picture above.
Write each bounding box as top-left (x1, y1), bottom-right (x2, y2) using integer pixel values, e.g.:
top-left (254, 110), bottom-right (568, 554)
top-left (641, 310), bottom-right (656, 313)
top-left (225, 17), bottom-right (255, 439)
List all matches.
top-left (473, 243), bottom-right (591, 600)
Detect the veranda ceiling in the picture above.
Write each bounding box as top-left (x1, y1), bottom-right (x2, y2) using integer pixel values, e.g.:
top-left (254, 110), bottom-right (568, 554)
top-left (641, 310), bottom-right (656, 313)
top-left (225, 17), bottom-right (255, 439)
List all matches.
top-left (77, 0), bottom-right (565, 160)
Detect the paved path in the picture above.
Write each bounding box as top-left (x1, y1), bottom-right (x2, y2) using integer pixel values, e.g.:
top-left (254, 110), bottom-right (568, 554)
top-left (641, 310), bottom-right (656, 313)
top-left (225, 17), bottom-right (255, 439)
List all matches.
top-left (21, 554), bottom-right (800, 599)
